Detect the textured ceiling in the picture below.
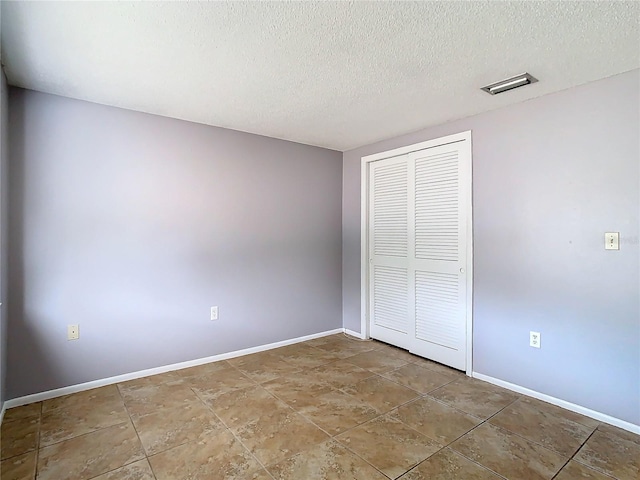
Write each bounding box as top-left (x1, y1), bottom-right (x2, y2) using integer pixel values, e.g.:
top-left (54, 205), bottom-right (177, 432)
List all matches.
top-left (1, 1), bottom-right (639, 151)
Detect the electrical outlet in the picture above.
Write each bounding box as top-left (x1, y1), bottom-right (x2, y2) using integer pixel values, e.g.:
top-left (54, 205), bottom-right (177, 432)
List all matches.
top-left (210, 306), bottom-right (219, 321)
top-left (68, 324), bottom-right (79, 340)
top-left (530, 331), bottom-right (540, 348)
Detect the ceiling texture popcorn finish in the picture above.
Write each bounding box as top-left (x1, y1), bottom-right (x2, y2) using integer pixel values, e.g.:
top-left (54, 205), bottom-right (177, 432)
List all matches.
top-left (1, 1), bottom-right (639, 151)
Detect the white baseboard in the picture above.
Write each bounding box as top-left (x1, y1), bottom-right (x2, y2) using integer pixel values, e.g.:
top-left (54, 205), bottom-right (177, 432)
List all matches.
top-left (3, 328), bottom-right (344, 410)
top-left (343, 328), bottom-right (367, 340)
top-left (472, 372), bottom-right (640, 435)
top-left (0, 402), bottom-right (5, 425)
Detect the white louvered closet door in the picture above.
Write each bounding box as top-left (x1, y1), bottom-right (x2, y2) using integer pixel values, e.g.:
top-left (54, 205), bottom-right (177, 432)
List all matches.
top-left (408, 142), bottom-right (469, 370)
top-left (369, 156), bottom-right (411, 349)
top-left (368, 137), bottom-right (470, 370)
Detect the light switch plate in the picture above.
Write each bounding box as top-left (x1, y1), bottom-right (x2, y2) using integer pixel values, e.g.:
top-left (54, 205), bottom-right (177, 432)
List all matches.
top-left (210, 306), bottom-right (219, 321)
top-left (605, 232), bottom-right (619, 250)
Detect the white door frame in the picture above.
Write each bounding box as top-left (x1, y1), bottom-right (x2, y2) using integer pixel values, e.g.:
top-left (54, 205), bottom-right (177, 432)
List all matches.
top-left (360, 131), bottom-right (474, 375)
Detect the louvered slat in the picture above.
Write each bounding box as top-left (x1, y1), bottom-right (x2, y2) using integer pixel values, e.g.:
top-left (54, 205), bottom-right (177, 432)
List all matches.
top-left (373, 161), bottom-right (408, 258)
top-left (373, 265), bottom-right (408, 333)
top-left (415, 271), bottom-right (460, 348)
top-left (415, 151), bottom-right (459, 261)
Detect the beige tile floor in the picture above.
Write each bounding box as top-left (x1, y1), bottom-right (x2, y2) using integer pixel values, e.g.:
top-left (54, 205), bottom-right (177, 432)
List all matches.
top-left (1, 334), bottom-right (639, 480)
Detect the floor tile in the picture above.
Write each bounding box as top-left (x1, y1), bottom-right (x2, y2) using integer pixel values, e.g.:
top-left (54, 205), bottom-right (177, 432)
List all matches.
top-left (574, 429), bottom-right (640, 479)
top-left (248, 468), bottom-right (277, 479)
top-left (450, 422), bottom-right (566, 480)
top-left (2, 403), bottom-right (42, 423)
top-left (414, 358), bottom-right (466, 378)
top-left (596, 422), bottom-right (640, 446)
top-left (341, 375), bottom-right (419, 413)
top-left (391, 397), bottom-right (482, 444)
top-left (267, 439), bottom-right (387, 480)
top-left (226, 350), bottom-right (276, 368)
top-left (262, 372), bottom-right (334, 409)
top-left (174, 360), bottom-right (233, 379)
top-left (4, 338), bottom-right (633, 480)
top-left (90, 459), bottom-right (156, 480)
top-left (382, 362), bottom-right (456, 394)
top-left (234, 407), bottom-right (329, 466)
top-left (313, 338), bottom-right (378, 358)
top-left (373, 342), bottom-right (423, 363)
top-left (518, 396), bottom-right (600, 430)
top-left (398, 448), bottom-right (502, 479)
top-left (234, 355), bottom-right (301, 383)
top-left (489, 397), bottom-right (595, 456)
top-left (346, 350), bottom-right (410, 374)
top-left (270, 344), bottom-right (310, 357)
top-left (0, 451), bottom-right (37, 480)
top-left (0, 415), bottom-right (40, 460)
top-left (296, 390), bottom-right (379, 435)
top-left (132, 400), bottom-right (223, 455)
top-left (42, 385), bottom-right (122, 413)
top-left (149, 429), bottom-right (264, 480)
top-left (186, 366), bottom-right (255, 400)
top-left (336, 415), bottom-right (441, 479)
top-left (119, 381), bottom-right (200, 417)
top-left (307, 362), bottom-right (375, 389)
top-left (40, 394), bottom-right (129, 446)
top-left (428, 378), bottom-right (519, 419)
top-left (554, 460), bottom-right (616, 479)
top-left (303, 334), bottom-right (350, 348)
top-left (116, 371), bottom-right (184, 390)
top-left (206, 385), bottom-right (289, 430)
top-left (37, 421), bottom-right (145, 480)
top-left (277, 346), bottom-right (342, 369)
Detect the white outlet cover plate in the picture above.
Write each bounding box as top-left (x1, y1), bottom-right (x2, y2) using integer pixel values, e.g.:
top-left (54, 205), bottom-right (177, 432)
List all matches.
top-left (530, 331), bottom-right (541, 348)
top-left (210, 306), bottom-right (219, 321)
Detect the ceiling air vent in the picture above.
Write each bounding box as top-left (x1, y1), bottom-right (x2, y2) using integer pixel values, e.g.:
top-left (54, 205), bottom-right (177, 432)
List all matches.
top-left (481, 73), bottom-right (538, 95)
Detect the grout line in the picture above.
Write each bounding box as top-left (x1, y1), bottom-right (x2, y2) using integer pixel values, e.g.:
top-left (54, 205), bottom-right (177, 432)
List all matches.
top-left (398, 447), bottom-right (511, 480)
top-left (569, 458), bottom-right (619, 480)
top-left (34, 389), bottom-right (149, 480)
top-left (378, 366), bottom-right (459, 396)
top-left (479, 396), bottom-right (603, 466)
top-left (558, 429), bottom-right (618, 480)
top-left (34, 401), bottom-right (42, 480)
top-left (191, 387), bottom-right (276, 480)
top-left (259, 373), bottom-right (401, 445)
top-left (200, 344), bottom-right (391, 477)
top-left (419, 394), bottom-right (485, 423)
top-left (84, 458), bottom-right (155, 480)
top-left (446, 447), bottom-right (510, 480)
top-left (429, 393), bottom-right (522, 478)
top-left (115, 381), bottom-right (159, 480)
top-left (32, 419), bottom-right (131, 449)
top-left (438, 389), bottom-right (603, 480)
top-left (549, 428), bottom-right (600, 480)
top-left (331, 437), bottom-right (398, 479)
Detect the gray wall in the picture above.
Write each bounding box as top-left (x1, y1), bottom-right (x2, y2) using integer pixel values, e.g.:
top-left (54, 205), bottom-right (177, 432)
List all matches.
top-left (343, 70), bottom-right (640, 425)
top-left (8, 88), bottom-right (343, 399)
top-left (0, 69), bottom-right (8, 410)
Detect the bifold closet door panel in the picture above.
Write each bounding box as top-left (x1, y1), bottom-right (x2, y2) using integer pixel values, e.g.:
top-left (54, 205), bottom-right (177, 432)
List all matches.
top-left (409, 143), bottom-right (469, 370)
top-left (368, 156), bottom-right (411, 349)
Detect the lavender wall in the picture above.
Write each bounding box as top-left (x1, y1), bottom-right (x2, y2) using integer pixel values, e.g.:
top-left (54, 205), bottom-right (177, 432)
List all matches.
top-left (8, 88), bottom-right (342, 399)
top-left (0, 69), bottom-right (8, 410)
top-left (343, 70), bottom-right (640, 425)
